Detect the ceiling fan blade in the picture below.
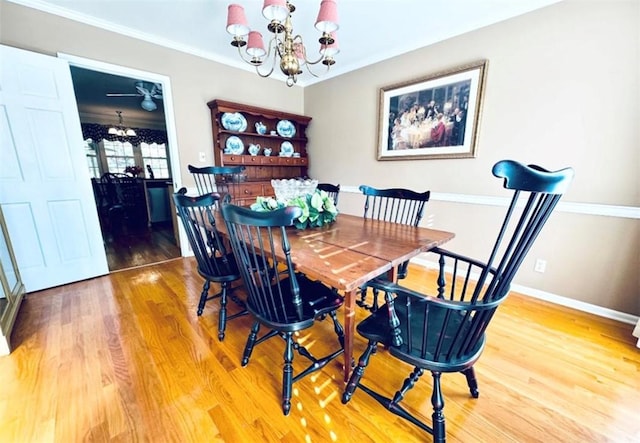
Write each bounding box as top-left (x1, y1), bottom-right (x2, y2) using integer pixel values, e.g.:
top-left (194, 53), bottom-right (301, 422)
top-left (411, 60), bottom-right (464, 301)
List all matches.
top-left (106, 93), bottom-right (139, 97)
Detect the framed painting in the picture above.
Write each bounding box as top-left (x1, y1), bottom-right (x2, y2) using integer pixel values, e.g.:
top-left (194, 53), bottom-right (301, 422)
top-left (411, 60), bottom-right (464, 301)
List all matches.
top-left (377, 60), bottom-right (488, 160)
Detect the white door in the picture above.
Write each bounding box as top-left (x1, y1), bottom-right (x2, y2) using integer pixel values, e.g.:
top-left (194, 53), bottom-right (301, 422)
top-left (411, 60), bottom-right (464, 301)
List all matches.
top-left (0, 44), bottom-right (108, 292)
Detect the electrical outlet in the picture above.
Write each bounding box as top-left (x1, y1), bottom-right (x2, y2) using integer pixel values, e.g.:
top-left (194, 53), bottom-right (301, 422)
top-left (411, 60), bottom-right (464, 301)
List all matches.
top-left (534, 259), bottom-right (547, 273)
top-left (198, 151), bottom-right (206, 163)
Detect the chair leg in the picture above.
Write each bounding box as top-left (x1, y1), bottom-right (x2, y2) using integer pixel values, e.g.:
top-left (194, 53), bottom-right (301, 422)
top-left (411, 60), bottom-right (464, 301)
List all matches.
top-left (342, 340), bottom-right (377, 403)
top-left (217, 282), bottom-right (228, 341)
top-left (197, 280), bottom-right (210, 316)
top-left (282, 332), bottom-right (294, 416)
top-left (462, 367), bottom-right (479, 398)
top-left (371, 287), bottom-right (380, 312)
top-left (242, 322), bottom-right (260, 366)
top-left (356, 286), bottom-right (380, 312)
top-left (431, 371), bottom-right (446, 443)
top-left (328, 310), bottom-right (345, 348)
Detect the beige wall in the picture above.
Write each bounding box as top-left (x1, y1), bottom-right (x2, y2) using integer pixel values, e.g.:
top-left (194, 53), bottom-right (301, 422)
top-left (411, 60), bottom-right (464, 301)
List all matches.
top-left (1, 1), bottom-right (638, 315)
top-left (304, 0), bottom-right (640, 315)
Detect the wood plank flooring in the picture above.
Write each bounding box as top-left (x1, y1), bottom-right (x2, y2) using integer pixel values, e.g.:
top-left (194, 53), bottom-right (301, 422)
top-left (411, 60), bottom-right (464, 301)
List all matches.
top-left (102, 221), bottom-right (181, 271)
top-left (1, 259), bottom-right (638, 442)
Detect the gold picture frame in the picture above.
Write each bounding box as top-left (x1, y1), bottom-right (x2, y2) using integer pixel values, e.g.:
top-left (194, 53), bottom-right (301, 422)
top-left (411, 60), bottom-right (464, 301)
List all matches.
top-left (377, 60), bottom-right (488, 160)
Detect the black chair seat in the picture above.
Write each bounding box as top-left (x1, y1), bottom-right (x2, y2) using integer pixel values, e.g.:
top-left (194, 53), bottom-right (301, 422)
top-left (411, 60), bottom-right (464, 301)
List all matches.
top-left (248, 275), bottom-right (344, 332)
top-left (198, 252), bottom-right (240, 284)
top-left (356, 293), bottom-right (485, 371)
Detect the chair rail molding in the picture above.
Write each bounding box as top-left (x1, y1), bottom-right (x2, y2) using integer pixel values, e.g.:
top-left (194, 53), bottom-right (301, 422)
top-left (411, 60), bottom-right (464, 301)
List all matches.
top-left (341, 186), bottom-right (640, 219)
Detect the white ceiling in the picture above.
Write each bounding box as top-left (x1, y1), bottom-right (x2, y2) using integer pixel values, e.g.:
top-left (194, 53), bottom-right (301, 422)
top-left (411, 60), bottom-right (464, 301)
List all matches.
top-left (12, 0), bottom-right (562, 87)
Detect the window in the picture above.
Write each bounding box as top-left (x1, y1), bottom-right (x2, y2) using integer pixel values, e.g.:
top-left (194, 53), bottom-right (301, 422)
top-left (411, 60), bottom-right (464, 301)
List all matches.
top-left (83, 139), bottom-right (100, 179)
top-left (103, 140), bottom-right (135, 174)
top-left (141, 142), bottom-right (169, 179)
top-left (83, 136), bottom-right (171, 179)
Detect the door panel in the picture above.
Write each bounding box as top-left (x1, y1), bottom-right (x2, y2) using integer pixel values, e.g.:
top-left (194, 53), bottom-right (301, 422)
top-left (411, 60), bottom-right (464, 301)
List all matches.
top-left (0, 44), bottom-right (108, 292)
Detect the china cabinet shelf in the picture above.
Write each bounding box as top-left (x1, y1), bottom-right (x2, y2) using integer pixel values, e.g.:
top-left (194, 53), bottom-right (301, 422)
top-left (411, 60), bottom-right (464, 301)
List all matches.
top-left (217, 129), bottom-right (307, 143)
top-left (208, 99), bottom-right (312, 206)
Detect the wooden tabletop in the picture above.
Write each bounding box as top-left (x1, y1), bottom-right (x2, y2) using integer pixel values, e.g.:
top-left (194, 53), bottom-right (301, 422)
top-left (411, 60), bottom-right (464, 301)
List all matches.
top-left (293, 214), bottom-right (454, 266)
top-left (212, 209), bottom-right (455, 381)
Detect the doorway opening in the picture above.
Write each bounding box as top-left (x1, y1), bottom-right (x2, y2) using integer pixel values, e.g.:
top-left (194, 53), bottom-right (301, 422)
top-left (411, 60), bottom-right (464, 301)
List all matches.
top-left (61, 56), bottom-right (186, 271)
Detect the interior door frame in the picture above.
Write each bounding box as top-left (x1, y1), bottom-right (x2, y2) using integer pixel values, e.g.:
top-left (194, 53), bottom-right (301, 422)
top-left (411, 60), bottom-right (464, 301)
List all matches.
top-left (57, 53), bottom-right (189, 257)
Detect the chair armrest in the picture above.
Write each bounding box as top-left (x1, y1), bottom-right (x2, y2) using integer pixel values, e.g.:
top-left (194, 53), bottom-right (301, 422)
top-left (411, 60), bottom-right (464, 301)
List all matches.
top-left (430, 247), bottom-right (490, 271)
top-left (366, 278), bottom-right (485, 311)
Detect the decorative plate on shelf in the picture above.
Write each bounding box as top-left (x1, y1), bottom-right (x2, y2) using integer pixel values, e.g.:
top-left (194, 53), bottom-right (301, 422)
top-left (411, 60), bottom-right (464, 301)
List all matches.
top-left (280, 141), bottom-right (294, 157)
top-left (276, 119), bottom-right (296, 138)
top-left (225, 136), bottom-right (244, 155)
top-left (221, 112), bottom-right (247, 132)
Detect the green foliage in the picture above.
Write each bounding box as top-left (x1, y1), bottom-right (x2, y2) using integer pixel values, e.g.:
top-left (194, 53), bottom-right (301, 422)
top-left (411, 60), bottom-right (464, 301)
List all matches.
top-left (250, 190), bottom-right (338, 229)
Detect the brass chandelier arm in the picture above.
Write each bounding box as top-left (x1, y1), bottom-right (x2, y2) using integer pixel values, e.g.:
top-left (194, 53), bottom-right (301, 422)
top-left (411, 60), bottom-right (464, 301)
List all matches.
top-left (255, 40), bottom-right (279, 78)
top-left (301, 58), bottom-right (331, 79)
top-left (291, 34), bottom-right (325, 66)
top-left (234, 40), bottom-right (276, 78)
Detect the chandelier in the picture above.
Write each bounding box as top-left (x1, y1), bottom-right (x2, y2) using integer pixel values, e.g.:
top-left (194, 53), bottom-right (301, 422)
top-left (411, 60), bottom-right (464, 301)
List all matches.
top-left (108, 111), bottom-right (137, 137)
top-left (225, 0), bottom-right (339, 87)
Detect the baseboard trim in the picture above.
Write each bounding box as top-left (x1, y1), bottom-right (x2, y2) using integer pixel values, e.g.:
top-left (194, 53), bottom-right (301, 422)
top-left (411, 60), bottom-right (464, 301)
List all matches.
top-left (411, 256), bottom-right (639, 325)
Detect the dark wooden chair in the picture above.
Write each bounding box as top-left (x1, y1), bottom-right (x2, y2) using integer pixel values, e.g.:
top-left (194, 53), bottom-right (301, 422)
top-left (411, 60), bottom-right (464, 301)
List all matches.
top-left (220, 203), bottom-right (345, 415)
top-left (173, 191), bottom-right (247, 340)
top-left (317, 183), bottom-right (341, 206)
top-left (96, 173), bottom-right (147, 234)
top-left (358, 185), bottom-right (431, 311)
top-left (188, 164), bottom-right (245, 198)
top-left (342, 160), bottom-right (574, 442)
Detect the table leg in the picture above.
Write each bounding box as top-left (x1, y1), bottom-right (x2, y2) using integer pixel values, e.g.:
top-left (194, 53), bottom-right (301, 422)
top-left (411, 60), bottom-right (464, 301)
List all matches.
top-left (343, 288), bottom-right (357, 382)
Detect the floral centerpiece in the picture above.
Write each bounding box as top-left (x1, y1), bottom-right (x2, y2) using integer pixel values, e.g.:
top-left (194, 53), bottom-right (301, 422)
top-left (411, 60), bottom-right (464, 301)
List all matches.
top-left (251, 190), bottom-right (338, 229)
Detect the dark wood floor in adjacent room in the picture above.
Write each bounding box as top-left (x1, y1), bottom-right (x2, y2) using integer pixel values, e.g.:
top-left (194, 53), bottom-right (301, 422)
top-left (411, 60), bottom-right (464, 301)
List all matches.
top-left (1, 260), bottom-right (638, 442)
top-left (102, 221), bottom-right (181, 271)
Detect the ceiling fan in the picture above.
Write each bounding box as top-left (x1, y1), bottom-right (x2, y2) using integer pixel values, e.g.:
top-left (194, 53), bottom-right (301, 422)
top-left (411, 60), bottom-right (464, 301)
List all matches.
top-left (106, 81), bottom-right (163, 111)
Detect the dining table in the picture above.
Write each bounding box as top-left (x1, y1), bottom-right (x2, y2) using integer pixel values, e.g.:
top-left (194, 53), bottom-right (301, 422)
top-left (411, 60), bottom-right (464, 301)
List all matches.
top-left (212, 211), bottom-right (455, 381)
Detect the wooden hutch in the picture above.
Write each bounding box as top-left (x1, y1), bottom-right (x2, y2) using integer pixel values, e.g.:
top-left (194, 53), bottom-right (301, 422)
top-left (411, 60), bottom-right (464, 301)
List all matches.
top-left (207, 99), bottom-right (312, 206)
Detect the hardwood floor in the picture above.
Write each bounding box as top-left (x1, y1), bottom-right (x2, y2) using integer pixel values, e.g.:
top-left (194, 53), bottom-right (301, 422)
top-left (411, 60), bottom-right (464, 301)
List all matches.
top-left (102, 221), bottom-right (181, 271)
top-left (1, 260), bottom-right (638, 442)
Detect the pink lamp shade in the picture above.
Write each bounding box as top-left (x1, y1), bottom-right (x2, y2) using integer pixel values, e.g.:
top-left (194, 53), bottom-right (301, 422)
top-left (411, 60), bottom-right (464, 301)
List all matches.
top-left (293, 42), bottom-right (307, 65)
top-left (262, 0), bottom-right (288, 21)
top-left (227, 4), bottom-right (250, 36)
top-left (246, 31), bottom-right (267, 58)
top-left (315, 0), bottom-right (339, 33)
top-left (320, 32), bottom-right (339, 57)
